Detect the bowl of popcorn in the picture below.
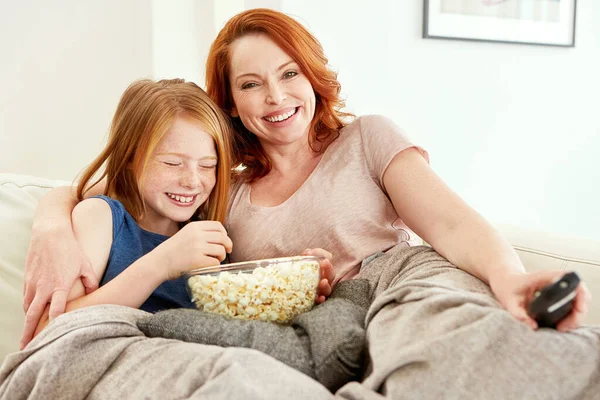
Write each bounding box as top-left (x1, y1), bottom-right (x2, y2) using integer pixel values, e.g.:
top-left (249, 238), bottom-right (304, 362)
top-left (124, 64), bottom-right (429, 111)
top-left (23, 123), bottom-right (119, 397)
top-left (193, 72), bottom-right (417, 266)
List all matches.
top-left (185, 255), bottom-right (322, 324)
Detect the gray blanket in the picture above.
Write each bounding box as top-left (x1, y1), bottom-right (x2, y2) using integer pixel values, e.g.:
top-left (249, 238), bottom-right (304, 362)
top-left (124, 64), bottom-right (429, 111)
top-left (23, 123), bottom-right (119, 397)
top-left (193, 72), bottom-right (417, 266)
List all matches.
top-left (340, 244), bottom-right (600, 400)
top-left (2, 244), bottom-right (600, 399)
top-left (0, 305), bottom-right (332, 399)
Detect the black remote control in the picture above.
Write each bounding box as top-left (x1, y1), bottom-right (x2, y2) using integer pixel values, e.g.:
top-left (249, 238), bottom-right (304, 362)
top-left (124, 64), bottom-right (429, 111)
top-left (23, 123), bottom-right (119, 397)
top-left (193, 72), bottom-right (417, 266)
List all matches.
top-left (527, 271), bottom-right (580, 328)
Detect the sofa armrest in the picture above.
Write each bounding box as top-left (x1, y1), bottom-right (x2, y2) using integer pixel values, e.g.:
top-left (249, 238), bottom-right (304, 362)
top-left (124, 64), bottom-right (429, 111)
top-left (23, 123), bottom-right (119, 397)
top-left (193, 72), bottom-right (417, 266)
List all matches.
top-left (495, 224), bottom-right (600, 326)
top-left (0, 173), bottom-right (72, 361)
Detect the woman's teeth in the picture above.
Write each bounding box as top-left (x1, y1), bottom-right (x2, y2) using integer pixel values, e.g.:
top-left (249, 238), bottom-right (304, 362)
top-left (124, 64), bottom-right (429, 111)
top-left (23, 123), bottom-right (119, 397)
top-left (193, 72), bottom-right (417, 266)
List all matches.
top-left (265, 108), bottom-right (296, 122)
top-left (167, 193), bottom-right (195, 203)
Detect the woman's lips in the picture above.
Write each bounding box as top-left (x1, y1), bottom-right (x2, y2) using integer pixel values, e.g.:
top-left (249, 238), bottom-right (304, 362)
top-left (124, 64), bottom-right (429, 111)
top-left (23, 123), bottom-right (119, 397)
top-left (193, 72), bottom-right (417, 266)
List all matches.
top-left (263, 107), bottom-right (299, 125)
top-left (263, 106), bottom-right (297, 120)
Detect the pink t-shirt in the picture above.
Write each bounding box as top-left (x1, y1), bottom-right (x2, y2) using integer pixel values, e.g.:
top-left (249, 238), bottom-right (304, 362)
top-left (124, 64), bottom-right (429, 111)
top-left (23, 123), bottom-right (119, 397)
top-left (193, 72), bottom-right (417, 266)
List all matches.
top-left (226, 115), bottom-right (429, 283)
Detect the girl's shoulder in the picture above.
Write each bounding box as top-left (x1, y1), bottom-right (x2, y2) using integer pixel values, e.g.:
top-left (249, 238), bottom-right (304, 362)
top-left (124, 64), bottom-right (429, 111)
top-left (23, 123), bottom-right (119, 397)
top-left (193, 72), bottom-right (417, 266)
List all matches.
top-left (78, 195), bottom-right (134, 228)
top-left (71, 196), bottom-right (113, 230)
top-left (87, 195), bottom-right (127, 218)
top-left (75, 195), bottom-right (113, 214)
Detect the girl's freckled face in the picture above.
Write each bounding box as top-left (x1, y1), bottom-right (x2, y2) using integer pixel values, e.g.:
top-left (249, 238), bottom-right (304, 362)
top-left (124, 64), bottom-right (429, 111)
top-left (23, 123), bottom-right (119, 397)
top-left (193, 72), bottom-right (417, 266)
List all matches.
top-left (138, 117), bottom-right (217, 235)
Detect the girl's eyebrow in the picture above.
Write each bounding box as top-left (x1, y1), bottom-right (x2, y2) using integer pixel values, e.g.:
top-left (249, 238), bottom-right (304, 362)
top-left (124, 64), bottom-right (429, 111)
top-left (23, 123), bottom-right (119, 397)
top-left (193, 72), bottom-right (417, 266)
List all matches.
top-left (156, 152), bottom-right (217, 160)
top-left (235, 60), bottom-right (296, 81)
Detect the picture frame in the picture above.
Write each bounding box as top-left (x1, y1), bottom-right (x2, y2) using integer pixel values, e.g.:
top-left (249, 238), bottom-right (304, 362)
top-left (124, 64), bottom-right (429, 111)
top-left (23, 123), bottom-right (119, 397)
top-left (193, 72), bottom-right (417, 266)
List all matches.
top-left (423, 0), bottom-right (577, 47)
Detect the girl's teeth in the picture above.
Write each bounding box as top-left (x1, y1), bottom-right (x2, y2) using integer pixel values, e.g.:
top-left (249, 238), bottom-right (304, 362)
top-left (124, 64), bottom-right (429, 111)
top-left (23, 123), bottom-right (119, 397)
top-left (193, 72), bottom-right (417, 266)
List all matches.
top-left (265, 108), bottom-right (296, 122)
top-left (168, 193), bottom-right (193, 203)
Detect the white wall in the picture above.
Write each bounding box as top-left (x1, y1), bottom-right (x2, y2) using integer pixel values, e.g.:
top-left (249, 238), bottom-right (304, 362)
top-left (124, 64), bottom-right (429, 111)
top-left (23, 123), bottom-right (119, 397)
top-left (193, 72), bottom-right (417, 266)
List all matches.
top-left (0, 0), bottom-right (153, 181)
top-left (151, 0), bottom-right (210, 85)
top-left (279, 1), bottom-right (600, 241)
top-left (1, 0), bottom-right (598, 241)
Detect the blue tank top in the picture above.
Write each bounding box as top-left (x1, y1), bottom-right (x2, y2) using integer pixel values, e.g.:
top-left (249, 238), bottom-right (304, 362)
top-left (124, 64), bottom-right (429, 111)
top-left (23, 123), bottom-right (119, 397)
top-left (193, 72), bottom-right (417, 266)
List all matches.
top-left (94, 195), bottom-right (195, 313)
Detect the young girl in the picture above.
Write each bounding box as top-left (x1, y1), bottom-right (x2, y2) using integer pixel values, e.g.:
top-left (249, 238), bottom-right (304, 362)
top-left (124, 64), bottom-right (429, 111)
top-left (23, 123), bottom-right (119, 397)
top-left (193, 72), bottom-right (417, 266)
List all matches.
top-left (33, 78), bottom-right (234, 336)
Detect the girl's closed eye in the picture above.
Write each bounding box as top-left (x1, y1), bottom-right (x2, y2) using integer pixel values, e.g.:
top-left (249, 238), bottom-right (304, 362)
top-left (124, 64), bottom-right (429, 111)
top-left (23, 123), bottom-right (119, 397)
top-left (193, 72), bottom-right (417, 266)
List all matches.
top-left (199, 162), bottom-right (217, 170)
top-left (157, 158), bottom-right (182, 167)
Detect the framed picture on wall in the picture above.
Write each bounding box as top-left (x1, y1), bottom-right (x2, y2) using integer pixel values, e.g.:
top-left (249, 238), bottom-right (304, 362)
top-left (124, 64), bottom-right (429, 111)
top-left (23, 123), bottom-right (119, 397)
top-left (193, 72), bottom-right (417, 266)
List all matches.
top-left (423, 0), bottom-right (577, 47)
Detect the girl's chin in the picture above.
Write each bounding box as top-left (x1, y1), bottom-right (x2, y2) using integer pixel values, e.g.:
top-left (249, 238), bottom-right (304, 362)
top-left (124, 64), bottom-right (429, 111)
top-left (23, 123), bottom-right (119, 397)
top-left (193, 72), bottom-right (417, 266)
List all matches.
top-left (169, 212), bottom-right (197, 222)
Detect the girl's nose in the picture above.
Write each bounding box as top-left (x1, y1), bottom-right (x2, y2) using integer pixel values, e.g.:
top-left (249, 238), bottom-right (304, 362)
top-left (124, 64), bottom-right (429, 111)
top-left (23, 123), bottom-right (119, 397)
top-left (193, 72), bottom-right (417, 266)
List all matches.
top-left (180, 168), bottom-right (200, 188)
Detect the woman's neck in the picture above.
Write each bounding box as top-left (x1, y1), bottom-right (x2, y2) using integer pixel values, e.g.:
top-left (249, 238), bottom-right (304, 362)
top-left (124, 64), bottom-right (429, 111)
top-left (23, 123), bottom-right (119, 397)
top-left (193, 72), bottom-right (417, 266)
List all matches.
top-left (261, 138), bottom-right (323, 177)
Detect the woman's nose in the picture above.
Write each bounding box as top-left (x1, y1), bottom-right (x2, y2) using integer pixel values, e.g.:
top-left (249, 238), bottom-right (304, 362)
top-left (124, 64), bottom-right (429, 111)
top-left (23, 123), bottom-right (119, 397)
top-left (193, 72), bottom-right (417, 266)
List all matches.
top-left (266, 83), bottom-right (286, 105)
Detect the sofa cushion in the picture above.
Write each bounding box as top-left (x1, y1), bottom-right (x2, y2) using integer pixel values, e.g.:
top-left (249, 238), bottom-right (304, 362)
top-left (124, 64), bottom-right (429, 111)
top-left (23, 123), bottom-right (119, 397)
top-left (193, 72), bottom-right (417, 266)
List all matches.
top-left (0, 173), bottom-right (71, 362)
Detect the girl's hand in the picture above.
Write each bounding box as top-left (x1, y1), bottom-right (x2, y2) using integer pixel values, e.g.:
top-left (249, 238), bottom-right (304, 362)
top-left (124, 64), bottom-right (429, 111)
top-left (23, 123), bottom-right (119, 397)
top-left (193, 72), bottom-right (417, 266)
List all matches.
top-left (302, 248), bottom-right (335, 304)
top-left (490, 270), bottom-right (591, 332)
top-left (155, 221), bottom-right (233, 281)
top-left (21, 225), bottom-right (98, 349)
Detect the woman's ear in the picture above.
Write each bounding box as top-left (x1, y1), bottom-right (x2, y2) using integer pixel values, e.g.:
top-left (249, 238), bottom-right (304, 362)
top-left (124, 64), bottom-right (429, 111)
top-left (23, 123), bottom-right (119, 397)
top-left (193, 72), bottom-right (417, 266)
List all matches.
top-left (230, 107), bottom-right (239, 118)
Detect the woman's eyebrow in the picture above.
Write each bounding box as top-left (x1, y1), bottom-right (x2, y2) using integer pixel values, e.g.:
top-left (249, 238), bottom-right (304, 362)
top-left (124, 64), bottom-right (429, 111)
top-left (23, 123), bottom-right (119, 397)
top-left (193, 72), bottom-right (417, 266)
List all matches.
top-left (275, 60), bottom-right (295, 72)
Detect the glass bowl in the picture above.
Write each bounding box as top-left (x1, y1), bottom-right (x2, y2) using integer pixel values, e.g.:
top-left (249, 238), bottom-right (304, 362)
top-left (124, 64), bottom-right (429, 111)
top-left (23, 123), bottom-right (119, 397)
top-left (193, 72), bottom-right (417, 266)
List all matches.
top-left (185, 255), bottom-right (322, 324)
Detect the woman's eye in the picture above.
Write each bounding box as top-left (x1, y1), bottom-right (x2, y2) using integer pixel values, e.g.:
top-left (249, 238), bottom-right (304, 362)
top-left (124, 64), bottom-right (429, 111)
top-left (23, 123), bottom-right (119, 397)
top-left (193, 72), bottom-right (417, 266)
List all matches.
top-left (241, 82), bottom-right (258, 90)
top-left (283, 71), bottom-right (298, 79)
top-left (163, 161), bottom-right (181, 167)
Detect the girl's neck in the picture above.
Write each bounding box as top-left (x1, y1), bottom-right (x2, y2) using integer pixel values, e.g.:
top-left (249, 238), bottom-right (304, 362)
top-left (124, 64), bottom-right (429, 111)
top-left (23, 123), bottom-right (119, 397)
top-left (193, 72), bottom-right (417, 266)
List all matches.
top-left (137, 217), bottom-right (179, 237)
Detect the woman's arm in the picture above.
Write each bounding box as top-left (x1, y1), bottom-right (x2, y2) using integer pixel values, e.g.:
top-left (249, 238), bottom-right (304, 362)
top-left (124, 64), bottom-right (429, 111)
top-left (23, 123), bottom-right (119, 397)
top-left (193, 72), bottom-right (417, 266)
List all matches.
top-left (33, 198), bottom-right (166, 336)
top-left (383, 148), bottom-right (523, 283)
top-left (382, 148), bottom-right (590, 330)
top-left (21, 181), bottom-right (107, 348)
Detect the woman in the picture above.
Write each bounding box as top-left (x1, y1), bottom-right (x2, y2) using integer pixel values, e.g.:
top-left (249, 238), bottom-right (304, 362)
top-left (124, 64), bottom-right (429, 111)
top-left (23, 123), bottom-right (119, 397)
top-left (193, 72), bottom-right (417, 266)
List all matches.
top-left (22, 8), bottom-right (598, 398)
top-left (205, 9), bottom-right (589, 326)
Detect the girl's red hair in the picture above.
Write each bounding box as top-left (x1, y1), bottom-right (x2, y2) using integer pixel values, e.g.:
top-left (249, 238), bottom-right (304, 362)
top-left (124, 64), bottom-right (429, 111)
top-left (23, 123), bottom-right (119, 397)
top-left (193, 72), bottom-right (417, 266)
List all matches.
top-left (77, 79), bottom-right (233, 224)
top-left (206, 8), bottom-right (353, 181)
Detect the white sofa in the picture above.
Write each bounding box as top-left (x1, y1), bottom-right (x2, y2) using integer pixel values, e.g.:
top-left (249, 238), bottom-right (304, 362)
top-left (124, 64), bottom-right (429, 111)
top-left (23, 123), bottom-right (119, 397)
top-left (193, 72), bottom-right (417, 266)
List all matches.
top-left (1, 172), bottom-right (599, 363)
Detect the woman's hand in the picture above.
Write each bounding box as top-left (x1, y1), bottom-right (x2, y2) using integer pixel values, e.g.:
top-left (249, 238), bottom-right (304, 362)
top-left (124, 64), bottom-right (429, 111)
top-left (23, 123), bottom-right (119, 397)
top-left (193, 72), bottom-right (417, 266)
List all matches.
top-left (21, 225), bottom-right (98, 349)
top-left (155, 221), bottom-right (233, 281)
top-left (490, 270), bottom-right (591, 332)
top-left (302, 248), bottom-right (335, 304)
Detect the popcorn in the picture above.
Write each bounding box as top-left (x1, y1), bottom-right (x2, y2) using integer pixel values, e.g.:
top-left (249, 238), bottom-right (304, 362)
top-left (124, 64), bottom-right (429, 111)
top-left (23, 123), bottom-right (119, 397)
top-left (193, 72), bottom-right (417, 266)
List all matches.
top-left (187, 259), bottom-right (320, 324)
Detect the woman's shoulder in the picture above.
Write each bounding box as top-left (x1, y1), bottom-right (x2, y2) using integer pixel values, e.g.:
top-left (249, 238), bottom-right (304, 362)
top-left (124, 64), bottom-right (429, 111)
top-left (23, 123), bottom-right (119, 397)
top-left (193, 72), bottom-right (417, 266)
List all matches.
top-left (230, 173), bottom-right (247, 192)
top-left (228, 174), bottom-right (249, 205)
top-left (340, 114), bottom-right (404, 136)
top-left (345, 114), bottom-right (403, 132)
top-left (338, 114), bottom-right (408, 145)
top-left (336, 114), bottom-right (424, 176)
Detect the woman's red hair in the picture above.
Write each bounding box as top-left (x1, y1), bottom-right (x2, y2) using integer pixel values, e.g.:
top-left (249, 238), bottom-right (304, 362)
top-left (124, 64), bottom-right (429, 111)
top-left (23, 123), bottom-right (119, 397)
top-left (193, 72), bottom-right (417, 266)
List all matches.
top-left (206, 8), bottom-right (353, 181)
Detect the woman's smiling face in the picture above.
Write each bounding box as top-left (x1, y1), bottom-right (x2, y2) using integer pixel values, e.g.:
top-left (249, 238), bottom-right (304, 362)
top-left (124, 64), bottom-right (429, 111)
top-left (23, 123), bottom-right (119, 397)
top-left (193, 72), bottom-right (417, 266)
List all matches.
top-left (228, 33), bottom-right (316, 149)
